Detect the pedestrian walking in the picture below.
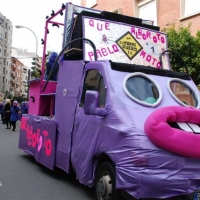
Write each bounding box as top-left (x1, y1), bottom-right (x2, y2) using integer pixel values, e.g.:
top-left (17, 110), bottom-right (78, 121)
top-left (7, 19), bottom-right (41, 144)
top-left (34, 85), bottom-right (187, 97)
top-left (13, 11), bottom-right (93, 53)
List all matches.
top-left (4, 99), bottom-right (11, 129)
top-left (10, 101), bottom-right (19, 131)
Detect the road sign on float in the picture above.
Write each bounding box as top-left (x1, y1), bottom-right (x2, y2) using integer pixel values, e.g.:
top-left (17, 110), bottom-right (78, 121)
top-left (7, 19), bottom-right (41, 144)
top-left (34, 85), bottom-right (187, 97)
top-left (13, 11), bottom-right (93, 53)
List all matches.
top-left (116, 31), bottom-right (143, 60)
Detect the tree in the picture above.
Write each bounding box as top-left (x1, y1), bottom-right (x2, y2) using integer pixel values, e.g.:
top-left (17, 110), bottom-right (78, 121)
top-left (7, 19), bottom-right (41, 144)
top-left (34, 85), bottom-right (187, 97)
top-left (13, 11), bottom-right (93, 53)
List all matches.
top-left (163, 24), bottom-right (200, 85)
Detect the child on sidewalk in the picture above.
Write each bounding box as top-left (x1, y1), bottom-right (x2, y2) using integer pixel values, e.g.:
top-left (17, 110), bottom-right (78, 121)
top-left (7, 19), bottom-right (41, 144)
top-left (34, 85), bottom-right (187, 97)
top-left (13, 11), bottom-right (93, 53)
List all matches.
top-left (10, 101), bottom-right (19, 131)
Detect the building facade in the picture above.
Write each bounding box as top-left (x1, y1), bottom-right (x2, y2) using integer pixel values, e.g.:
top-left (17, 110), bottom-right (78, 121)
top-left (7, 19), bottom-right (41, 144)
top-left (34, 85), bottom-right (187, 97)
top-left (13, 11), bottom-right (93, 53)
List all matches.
top-left (0, 12), bottom-right (12, 100)
top-left (81, 0), bottom-right (200, 35)
top-left (10, 57), bottom-right (24, 97)
top-left (11, 47), bottom-right (42, 98)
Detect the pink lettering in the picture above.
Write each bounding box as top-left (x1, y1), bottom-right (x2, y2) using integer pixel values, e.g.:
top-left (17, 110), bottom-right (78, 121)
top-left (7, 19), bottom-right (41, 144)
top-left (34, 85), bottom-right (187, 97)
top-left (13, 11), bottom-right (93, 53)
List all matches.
top-left (140, 50), bottom-right (160, 68)
top-left (157, 62), bottom-right (161, 69)
top-left (147, 31), bottom-right (151, 39)
top-left (89, 20), bottom-right (110, 31)
top-left (105, 22), bottom-right (110, 30)
top-left (88, 45), bottom-right (119, 60)
top-left (20, 117), bottom-right (28, 130)
top-left (32, 133), bottom-right (37, 147)
top-left (152, 57), bottom-right (157, 65)
top-left (138, 29), bottom-right (142, 36)
top-left (161, 37), bottom-right (165, 43)
top-left (43, 130), bottom-right (48, 147)
top-left (38, 136), bottom-right (42, 152)
top-left (140, 50), bottom-right (146, 58)
top-left (146, 55), bottom-right (151, 62)
top-left (112, 44), bottom-right (119, 52)
top-left (101, 48), bottom-right (108, 56)
top-left (153, 36), bottom-right (157, 43)
top-left (22, 120), bottom-right (53, 156)
top-left (88, 52), bottom-right (94, 60)
top-left (96, 50), bottom-right (102, 59)
top-left (130, 27), bottom-right (135, 34)
top-left (45, 139), bottom-right (52, 156)
top-left (97, 23), bottom-right (103, 31)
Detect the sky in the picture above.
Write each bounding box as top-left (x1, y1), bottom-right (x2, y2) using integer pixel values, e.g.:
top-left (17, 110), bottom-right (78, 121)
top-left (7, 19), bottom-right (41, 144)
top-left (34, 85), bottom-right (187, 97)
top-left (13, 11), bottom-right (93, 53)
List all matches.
top-left (1, 0), bottom-right (81, 57)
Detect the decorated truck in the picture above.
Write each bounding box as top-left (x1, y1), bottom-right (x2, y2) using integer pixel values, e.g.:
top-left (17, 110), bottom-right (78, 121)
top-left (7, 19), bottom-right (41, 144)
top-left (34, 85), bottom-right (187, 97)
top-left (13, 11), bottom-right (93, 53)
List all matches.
top-left (19, 2), bottom-right (200, 200)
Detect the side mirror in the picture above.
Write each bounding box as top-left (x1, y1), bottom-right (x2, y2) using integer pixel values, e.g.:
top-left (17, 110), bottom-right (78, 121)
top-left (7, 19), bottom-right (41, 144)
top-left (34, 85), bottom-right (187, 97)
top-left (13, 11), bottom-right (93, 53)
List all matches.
top-left (84, 90), bottom-right (106, 116)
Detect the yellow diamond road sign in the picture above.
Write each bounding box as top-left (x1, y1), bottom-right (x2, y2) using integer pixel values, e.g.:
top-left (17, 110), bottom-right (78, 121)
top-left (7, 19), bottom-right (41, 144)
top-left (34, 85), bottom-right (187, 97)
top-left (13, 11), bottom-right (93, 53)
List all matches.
top-left (116, 31), bottom-right (143, 60)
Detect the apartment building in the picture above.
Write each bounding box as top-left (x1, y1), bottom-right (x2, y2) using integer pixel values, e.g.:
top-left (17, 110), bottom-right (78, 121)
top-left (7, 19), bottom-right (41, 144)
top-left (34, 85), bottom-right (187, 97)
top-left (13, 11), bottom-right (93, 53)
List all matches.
top-left (0, 12), bottom-right (41, 100)
top-left (10, 57), bottom-right (24, 97)
top-left (81, 0), bottom-right (200, 35)
top-left (11, 47), bottom-right (42, 98)
top-left (0, 12), bottom-right (12, 100)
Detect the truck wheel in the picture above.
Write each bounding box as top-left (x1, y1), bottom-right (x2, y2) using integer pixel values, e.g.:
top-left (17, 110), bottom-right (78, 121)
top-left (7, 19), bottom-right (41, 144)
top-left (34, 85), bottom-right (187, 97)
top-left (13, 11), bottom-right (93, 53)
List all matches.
top-left (95, 162), bottom-right (120, 200)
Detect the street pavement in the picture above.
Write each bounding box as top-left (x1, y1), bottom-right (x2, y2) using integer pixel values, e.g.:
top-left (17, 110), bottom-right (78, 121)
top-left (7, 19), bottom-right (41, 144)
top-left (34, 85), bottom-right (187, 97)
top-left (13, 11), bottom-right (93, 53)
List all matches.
top-left (0, 120), bottom-right (95, 200)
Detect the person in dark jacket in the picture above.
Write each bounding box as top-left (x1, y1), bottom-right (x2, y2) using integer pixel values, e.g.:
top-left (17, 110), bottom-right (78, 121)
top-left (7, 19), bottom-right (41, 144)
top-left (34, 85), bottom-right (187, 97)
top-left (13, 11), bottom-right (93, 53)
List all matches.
top-left (44, 52), bottom-right (59, 81)
top-left (0, 102), bottom-right (3, 121)
top-left (1, 99), bottom-right (6, 124)
top-left (10, 101), bottom-right (19, 131)
top-left (4, 99), bottom-right (11, 129)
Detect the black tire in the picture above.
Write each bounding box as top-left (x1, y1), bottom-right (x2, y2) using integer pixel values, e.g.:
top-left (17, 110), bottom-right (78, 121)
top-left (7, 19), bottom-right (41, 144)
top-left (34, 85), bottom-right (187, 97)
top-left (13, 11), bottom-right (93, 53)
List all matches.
top-left (95, 162), bottom-right (121, 200)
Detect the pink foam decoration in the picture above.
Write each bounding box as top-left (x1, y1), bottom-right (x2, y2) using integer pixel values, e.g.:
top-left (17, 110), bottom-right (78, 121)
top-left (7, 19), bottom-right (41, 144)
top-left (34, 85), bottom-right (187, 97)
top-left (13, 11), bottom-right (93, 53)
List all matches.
top-left (144, 106), bottom-right (200, 158)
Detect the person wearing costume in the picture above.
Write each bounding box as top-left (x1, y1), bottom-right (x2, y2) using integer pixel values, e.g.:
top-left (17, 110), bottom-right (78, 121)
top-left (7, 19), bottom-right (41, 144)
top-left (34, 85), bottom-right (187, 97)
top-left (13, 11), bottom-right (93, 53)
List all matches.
top-left (10, 101), bottom-right (19, 131)
top-left (44, 52), bottom-right (59, 81)
top-left (4, 99), bottom-right (11, 129)
top-left (21, 101), bottom-right (28, 114)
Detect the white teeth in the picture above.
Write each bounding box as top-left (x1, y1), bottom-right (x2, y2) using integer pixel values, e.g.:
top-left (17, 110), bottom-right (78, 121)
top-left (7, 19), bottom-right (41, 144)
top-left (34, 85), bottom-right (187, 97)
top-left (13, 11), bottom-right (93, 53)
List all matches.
top-left (177, 122), bottom-right (193, 133)
top-left (187, 123), bottom-right (200, 133)
top-left (177, 122), bottom-right (200, 133)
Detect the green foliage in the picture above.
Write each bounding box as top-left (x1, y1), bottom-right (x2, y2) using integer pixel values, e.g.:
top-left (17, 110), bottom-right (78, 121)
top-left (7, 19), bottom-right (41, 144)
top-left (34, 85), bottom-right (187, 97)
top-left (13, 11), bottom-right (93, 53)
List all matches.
top-left (31, 70), bottom-right (40, 78)
top-left (163, 24), bottom-right (200, 85)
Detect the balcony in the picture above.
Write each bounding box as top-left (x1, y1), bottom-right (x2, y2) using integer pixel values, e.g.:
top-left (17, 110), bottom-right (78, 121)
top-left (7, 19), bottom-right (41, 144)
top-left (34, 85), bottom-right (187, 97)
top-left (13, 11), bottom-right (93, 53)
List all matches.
top-left (10, 87), bottom-right (14, 92)
top-left (11, 71), bottom-right (16, 77)
top-left (10, 79), bottom-right (15, 84)
top-left (11, 65), bottom-right (16, 71)
top-left (22, 75), bottom-right (28, 82)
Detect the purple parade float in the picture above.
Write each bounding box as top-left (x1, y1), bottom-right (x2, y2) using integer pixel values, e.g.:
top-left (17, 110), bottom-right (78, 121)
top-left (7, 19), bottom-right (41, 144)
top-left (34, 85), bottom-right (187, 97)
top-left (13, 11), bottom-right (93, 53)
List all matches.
top-left (18, 2), bottom-right (200, 200)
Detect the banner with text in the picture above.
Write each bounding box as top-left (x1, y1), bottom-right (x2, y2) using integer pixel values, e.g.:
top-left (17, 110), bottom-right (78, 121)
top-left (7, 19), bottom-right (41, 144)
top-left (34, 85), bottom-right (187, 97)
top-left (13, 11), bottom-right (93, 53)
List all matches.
top-left (18, 115), bottom-right (57, 170)
top-left (83, 17), bottom-right (169, 69)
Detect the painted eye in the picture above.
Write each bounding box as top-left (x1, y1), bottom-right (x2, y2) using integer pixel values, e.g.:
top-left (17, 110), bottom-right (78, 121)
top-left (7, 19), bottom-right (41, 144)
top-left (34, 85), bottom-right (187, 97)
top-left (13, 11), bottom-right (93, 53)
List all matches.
top-left (168, 78), bottom-right (200, 108)
top-left (123, 72), bottom-right (162, 107)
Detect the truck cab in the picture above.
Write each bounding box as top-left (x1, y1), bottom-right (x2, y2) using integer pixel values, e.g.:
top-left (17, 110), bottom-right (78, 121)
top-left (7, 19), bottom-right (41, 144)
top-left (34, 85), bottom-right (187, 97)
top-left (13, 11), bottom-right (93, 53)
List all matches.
top-left (19, 3), bottom-right (200, 200)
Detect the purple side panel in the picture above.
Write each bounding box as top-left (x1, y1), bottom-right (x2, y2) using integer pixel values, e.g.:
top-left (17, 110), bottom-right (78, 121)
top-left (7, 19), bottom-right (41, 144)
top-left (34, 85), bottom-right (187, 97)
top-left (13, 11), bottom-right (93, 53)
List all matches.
top-left (18, 114), bottom-right (57, 170)
top-left (54, 60), bottom-right (84, 172)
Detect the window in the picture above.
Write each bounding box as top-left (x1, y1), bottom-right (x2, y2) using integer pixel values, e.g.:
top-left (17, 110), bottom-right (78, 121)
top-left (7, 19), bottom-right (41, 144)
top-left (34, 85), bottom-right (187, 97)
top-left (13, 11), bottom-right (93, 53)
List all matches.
top-left (81, 69), bottom-right (106, 107)
top-left (168, 78), bottom-right (199, 108)
top-left (134, 0), bottom-right (157, 25)
top-left (123, 72), bottom-right (162, 107)
top-left (181, 0), bottom-right (200, 17)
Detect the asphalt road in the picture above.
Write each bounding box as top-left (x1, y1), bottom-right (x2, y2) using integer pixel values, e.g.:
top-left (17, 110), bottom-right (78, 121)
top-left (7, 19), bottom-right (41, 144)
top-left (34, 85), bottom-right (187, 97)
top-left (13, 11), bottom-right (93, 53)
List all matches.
top-left (0, 120), bottom-right (95, 200)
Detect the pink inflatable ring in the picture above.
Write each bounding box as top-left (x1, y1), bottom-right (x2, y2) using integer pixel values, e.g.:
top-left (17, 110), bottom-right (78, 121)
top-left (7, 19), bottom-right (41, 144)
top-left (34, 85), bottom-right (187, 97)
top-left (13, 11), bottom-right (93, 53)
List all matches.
top-left (144, 106), bottom-right (200, 158)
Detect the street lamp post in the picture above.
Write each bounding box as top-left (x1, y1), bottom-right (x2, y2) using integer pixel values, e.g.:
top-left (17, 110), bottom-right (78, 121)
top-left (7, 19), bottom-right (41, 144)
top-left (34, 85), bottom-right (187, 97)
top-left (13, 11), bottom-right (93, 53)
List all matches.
top-left (15, 25), bottom-right (38, 99)
top-left (15, 25), bottom-right (38, 62)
